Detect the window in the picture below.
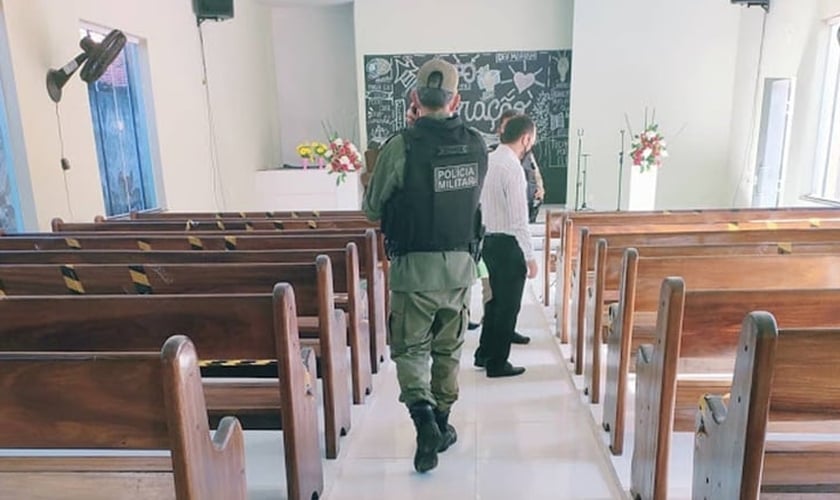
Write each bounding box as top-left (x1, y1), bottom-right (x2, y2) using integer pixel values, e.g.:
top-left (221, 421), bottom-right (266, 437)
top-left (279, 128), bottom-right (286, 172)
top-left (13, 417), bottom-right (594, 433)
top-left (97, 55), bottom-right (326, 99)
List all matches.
top-left (0, 56), bottom-right (21, 233)
top-left (82, 27), bottom-right (158, 217)
top-left (813, 21), bottom-right (840, 200)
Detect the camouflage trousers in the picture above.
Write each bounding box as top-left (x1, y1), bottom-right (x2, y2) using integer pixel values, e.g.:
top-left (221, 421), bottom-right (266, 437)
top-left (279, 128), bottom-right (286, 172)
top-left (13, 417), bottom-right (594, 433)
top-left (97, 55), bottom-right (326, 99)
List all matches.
top-left (389, 288), bottom-right (470, 413)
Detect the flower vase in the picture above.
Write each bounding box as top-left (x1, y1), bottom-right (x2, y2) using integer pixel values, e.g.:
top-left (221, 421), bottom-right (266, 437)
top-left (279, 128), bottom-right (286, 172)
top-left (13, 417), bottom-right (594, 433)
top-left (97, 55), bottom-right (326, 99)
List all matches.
top-left (627, 166), bottom-right (658, 211)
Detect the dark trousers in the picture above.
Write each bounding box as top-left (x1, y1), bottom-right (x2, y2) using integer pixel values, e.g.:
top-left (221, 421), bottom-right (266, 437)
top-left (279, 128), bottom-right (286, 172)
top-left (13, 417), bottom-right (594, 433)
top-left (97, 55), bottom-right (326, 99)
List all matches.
top-left (476, 234), bottom-right (527, 370)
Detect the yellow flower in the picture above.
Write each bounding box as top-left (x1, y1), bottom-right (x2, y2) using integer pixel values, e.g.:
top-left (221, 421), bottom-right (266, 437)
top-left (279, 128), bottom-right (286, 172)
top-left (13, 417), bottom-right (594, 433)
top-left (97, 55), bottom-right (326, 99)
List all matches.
top-left (314, 143), bottom-right (328, 156)
top-left (297, 144), bottom-right (313, 159)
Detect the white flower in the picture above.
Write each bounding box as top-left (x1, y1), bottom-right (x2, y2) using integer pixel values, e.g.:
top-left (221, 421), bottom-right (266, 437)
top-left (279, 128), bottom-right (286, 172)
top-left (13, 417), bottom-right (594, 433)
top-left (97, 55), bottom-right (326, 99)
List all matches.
top-left (642, 148), bottom-right (652, 159)
top-left (659, 140), bottom-right (667, 147)
top-left (334, 138), bottom-right (344, 147)
top-left (660, 150), bottom-right (669, 158)
top-left (646, 131), bottom-right (656, 140)
top-left (340, 156), bottom-right (351, 166)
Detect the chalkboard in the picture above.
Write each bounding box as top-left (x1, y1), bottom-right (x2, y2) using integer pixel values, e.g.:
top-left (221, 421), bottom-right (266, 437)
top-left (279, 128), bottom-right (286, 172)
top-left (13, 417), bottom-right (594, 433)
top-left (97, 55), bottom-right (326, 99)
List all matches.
top-left (363, 50), bottom-right (572, 204)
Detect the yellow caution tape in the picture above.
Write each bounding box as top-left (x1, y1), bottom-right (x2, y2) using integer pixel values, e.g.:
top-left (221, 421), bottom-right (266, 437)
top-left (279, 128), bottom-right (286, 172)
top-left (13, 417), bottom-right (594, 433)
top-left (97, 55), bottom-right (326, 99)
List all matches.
top-left (129, 265), bottom-right (153, 294)
top-left (65, 238), bottom-right (81, 249)
top-left (61, 265), bottom-right (85, 295)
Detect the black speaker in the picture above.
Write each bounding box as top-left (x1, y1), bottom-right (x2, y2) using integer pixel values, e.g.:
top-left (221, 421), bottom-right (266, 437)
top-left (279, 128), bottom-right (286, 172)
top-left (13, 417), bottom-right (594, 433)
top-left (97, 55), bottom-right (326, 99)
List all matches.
top-left (193, 0), bottom-right (234, 22)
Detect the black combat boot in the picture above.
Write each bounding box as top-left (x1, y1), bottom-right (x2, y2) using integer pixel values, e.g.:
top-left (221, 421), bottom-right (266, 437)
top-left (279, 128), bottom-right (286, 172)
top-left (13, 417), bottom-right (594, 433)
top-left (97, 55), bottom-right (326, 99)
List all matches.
top-left (409, 402), bottom-right (442, 473)
top-left (434, 409), bottom-right (458, 453)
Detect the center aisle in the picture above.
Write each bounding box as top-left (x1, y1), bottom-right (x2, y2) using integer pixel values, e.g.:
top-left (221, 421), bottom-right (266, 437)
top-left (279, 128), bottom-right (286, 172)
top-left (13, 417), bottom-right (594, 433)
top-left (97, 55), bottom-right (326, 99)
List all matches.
top-left (310, 281), bottom-right (625, 500)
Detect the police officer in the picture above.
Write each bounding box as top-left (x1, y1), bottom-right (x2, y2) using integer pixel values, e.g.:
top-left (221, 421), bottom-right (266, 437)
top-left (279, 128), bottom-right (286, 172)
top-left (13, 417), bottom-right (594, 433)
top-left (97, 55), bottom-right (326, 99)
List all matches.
top-left (363, 59), bottom-right (487, 474)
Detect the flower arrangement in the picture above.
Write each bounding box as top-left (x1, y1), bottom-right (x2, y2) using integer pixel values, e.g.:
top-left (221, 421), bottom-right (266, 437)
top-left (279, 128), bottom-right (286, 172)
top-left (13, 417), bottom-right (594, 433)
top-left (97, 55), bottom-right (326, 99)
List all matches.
top-left (325, 137), bottom-right (364, 185)
top-left (296, 141), bottom-right (329, 169)
top-left (627, 110), bottom-right (668, 173)
top-left (296, 136), bottom-right (364, 185)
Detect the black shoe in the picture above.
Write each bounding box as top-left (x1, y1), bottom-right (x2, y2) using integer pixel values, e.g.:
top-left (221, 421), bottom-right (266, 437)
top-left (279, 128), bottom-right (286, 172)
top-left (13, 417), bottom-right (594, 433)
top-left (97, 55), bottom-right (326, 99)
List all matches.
top-left (486, 362), bottom-right (526, 378)
top-left (434, 409), bottom-right (457, 453)
top-left (467, 321), bottom-right (481, 331)
top-left (473, 355), bottom-right (487, 368)
top-left (408, 402), bottom-right (442, 473)
top-left (511, 332), bottom-right (531, 345)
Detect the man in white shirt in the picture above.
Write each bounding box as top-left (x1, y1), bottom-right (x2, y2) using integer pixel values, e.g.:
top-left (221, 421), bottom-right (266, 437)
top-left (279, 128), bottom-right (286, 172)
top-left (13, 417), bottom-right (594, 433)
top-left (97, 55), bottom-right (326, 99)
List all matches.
top-left (474, 115), bottom-right (539, 378)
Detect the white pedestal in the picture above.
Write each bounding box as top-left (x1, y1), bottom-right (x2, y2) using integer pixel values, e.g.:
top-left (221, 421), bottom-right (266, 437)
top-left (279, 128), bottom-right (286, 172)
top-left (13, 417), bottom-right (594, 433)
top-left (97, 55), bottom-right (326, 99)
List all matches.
top-left (627, 167), bottom-right (658, 211)
top-left (254, 169), bottom-right (361, 211)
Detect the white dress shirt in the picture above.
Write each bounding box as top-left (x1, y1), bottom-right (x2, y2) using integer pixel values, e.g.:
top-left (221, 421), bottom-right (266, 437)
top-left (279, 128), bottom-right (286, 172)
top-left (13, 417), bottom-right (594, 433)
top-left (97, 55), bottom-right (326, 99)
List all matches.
top-left (480, 144), bottom-right (534, 261)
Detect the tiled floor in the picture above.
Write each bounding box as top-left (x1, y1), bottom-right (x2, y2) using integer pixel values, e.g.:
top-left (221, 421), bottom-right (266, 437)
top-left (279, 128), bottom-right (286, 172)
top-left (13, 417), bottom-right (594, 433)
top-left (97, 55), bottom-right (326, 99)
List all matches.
top-left (241, 277), bottom-right (626, 499)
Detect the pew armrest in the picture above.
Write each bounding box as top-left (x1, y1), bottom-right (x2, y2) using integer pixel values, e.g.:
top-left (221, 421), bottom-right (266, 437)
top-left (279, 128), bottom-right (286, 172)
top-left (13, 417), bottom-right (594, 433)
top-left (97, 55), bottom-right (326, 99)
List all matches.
top-left (205, 416), bottom-right (248, 498)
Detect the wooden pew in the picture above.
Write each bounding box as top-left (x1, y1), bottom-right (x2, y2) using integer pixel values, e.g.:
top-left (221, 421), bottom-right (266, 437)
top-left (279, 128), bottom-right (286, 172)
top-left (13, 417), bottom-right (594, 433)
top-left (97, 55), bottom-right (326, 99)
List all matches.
top-left (694, 312), bottom-right (840, 499)
top-left (0, 247), bottom-right (373, 404)
top-left (583, 240), bottom-right (840, 404)
top-left (566, 226), bottom-right (840, 372)
top-left (0, 285), bottom-right (323, 500)
top-left (557, 215), bottom-right (840, 340)
top-left (0, 258), bottom-right (352, 459)
top-left (52, 218), bottom-right (375, 233)
top-left (544, 207), bottom-right (840, 307)
top-left (0, 230), bottom-right (390, 373)
top-left (0, 335), bottom-right (247, 500)
top-left (631, 280), bottom-right (840, 500)
top-left (604, 252), bottom-right (840, 456)
top-left (129, 210), bottom-right (365, 220)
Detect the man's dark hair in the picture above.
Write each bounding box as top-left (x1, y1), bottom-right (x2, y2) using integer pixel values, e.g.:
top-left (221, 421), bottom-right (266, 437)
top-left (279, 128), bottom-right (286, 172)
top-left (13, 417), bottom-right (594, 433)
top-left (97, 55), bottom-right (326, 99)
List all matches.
top-left (417, 86), bottom-right (454, 110)
top-left (497, 109), bottom-right (521, 133)
top-left (500, 115), bottom-right (536, 144)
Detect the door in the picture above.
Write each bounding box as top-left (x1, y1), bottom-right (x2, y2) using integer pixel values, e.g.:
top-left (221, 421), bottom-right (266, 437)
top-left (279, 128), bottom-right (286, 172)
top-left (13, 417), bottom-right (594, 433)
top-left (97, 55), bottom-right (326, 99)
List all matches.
top-left (752, 78), bottom-right (792, 207)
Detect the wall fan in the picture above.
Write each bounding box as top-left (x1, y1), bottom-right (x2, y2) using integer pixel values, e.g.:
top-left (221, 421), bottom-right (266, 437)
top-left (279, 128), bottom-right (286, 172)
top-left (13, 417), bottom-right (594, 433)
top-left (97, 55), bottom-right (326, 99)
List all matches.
top-left (46, 29), bottom-right (127, 103)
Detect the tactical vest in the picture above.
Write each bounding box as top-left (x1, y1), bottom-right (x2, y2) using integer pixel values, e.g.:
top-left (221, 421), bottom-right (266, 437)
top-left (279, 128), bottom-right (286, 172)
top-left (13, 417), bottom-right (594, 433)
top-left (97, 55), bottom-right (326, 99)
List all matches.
top-left (382, 115), bottom-right (487, 258)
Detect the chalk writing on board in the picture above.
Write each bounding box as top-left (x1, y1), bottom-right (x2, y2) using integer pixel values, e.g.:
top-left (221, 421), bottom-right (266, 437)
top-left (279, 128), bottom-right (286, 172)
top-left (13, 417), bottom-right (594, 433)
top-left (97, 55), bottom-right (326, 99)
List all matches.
top-left (363, 50), bottom-right (572, 176)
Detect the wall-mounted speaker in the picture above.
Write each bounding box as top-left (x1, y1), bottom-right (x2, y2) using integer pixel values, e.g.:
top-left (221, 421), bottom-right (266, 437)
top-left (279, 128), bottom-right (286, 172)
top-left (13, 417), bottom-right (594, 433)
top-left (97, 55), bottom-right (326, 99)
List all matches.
top-left (193, 0), bottom-right (234, 22)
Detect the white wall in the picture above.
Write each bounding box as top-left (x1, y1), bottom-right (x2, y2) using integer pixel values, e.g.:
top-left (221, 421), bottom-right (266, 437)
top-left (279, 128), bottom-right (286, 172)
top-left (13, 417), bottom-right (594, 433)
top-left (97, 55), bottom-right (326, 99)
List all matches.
top-left (727, 0), bottom-right (840, 207)
top-left (1, 0), bottom-right (278, 230)
top-left (568, 0), bottom-right (742, 210)
top-left (272, 4), bottom-right (358, 166)
top-left (353, 0), bottom-right (574, 149)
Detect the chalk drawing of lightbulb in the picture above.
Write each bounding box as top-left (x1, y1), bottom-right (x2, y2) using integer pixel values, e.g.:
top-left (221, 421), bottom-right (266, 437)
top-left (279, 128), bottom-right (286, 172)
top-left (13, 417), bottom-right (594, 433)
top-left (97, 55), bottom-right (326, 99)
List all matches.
top-left (557, 55), bottom-right (570, 83)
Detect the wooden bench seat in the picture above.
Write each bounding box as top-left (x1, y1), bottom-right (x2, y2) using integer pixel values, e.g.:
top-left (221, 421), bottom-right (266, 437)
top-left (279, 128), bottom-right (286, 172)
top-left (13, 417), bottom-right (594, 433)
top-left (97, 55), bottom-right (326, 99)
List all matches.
top-left (0, 251), bottom-right (372, 403)
top-left (0, 258), bottom-right (351, 459)
top-left (584, 241), bottom-right (840, 404)
top-left (129, 209), bottom-right (365, 220)
top-left (0, 286), bottom-right (323, 499)
top-left (694, 312), bottom-right (840, 499)
top-left (546, 207), bottom-right (840, 308)
top-left (565, 227), bottom-right (840, 369)
top-left (52, 217), bottom-right (375, 232)
top-left (631, 282), bottom-right (840, 500)
top-left (0, 229), bottom-right (390, 375)
top-left (603, 252), bottom-right (840, 456)
top-left (0, 335), bottom-right (247, 500)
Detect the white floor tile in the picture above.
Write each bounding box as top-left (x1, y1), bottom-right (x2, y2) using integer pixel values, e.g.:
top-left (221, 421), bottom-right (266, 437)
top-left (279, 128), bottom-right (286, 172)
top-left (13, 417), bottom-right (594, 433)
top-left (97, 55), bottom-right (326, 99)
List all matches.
top-left (243, 252), bottom-right (626, 499)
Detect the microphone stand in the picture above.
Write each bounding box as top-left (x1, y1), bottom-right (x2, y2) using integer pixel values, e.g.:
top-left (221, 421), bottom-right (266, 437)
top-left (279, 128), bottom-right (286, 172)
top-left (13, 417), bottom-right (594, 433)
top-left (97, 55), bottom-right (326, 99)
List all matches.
top-left (574, 129), bottom-right (584, 210)
top-left (580, 153), bottom-right (591, 210)
top-left (617, 130), bottom-right (625, 211)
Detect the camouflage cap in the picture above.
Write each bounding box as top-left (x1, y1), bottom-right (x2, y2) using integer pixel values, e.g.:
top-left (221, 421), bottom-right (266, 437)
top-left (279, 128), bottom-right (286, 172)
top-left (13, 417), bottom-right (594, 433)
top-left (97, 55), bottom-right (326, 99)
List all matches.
top-left (415, 59), bottom-right (459, 95)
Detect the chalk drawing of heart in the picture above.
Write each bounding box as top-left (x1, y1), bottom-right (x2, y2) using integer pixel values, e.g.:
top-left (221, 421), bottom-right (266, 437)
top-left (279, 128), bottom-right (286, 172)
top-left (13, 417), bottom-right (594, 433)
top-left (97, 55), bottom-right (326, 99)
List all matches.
top-left (513, 72), bottom-right (536, 93)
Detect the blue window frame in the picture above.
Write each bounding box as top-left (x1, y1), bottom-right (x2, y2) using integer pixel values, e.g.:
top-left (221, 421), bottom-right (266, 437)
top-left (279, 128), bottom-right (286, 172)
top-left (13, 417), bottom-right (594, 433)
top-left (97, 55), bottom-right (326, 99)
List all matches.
top-left (0, 62), bottom-right (21, 233)
top-left (83, 28), bottom-right (157, 217)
